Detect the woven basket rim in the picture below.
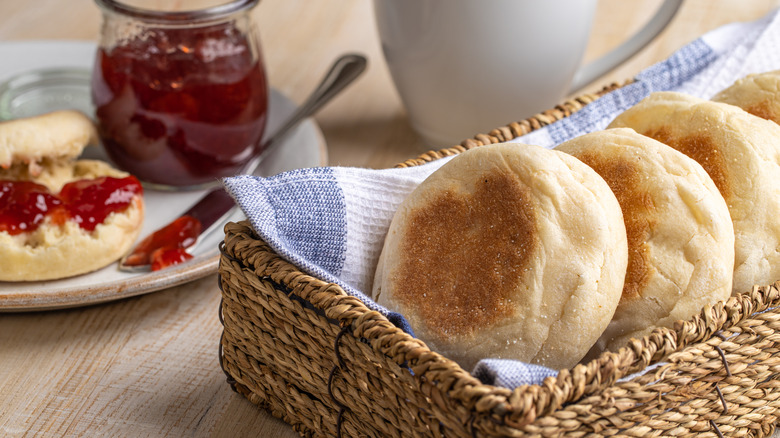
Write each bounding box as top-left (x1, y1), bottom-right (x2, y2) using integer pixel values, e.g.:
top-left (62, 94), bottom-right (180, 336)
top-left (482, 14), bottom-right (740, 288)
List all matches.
top-left (220, 81), bottom-right (780, 427)
top-left (223, 220), bottom-right (780, 426)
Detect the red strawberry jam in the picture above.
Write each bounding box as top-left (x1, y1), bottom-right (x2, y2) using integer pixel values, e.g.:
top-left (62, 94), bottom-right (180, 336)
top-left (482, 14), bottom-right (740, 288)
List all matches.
top-left (121, 215), bottom-right (201, 270)
top-left (59, 176), bottom-right (143, 231)
top-left (0, 181), bottom-right (62, 235)
top-left (150, 247), bottom-right (194, 271)
top-left (92, 22), bottom-right (268, 187)
top-left (0, 176), bottom-right (142, 234)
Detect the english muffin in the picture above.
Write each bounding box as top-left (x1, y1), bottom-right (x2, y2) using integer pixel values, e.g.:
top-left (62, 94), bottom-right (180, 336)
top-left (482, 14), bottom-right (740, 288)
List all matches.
top-left (372, 142), bottom-right (628, 371)
top-left (556, 128), bottom-right (735, 353)
top-left (608, 91), bottom-right (780, 293)
top-left (0, 110), bottom-right (98, 173)
top-left (712, 70), bottom-right (780, 123)
top-left (0, 111), bottom-right (144, 281)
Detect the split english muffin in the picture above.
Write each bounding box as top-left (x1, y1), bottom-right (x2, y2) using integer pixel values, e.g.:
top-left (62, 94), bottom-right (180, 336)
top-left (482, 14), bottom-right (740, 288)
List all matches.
top-left (0, 110), bottom-right (144, 281)
top-left (556, 128), bottom-right (735, 354)
top-left (608, 91), bottom-right (780, 294)
top-left (0, 109), bottom-right (98, 173)
top-left (372, 143), bottom-right (628, 371)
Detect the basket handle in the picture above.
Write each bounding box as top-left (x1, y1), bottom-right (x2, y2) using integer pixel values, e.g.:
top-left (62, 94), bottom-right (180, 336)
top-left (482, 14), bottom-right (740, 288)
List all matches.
top-left (569, 0), bottom-right (684, 92)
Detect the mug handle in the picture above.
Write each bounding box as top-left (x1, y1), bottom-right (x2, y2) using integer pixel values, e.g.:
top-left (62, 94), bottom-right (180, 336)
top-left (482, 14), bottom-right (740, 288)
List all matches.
top-left (569, 0), bottom-right (684, 92)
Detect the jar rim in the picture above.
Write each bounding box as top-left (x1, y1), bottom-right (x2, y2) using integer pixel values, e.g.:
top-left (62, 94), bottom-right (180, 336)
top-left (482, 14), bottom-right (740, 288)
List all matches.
top-left (93, 0), bottom-right (260, 23)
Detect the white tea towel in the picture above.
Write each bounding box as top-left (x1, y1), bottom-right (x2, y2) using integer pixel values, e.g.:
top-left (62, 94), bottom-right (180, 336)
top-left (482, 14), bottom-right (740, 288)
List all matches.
top-left (223, 8), bottom-right (780, 389)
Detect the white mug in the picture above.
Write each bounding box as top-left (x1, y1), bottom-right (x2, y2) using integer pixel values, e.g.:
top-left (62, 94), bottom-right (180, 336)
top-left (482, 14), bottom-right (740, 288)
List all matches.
top-left (374, 0), bottom-right (683, 146)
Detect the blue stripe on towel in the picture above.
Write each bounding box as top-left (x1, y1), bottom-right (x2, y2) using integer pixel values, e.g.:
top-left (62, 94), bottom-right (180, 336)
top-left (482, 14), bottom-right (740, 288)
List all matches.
top-left (266, 168), bottom-right (347, 275)
top-left (546, 38), bottom-right (717, 145)
top-left (224, 169), bottom-right (416, 335)
top-left (224, 167), bottom-right (347, 280)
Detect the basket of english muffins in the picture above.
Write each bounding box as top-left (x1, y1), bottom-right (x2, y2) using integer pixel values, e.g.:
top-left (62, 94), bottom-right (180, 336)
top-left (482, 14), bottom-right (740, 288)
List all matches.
top-left (218, 17), bottom-right (780, 438)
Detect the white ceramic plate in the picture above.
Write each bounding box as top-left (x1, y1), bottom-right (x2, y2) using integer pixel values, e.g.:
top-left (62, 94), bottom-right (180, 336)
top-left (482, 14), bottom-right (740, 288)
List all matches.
top-left (0, 41), bottom-right (327, 311)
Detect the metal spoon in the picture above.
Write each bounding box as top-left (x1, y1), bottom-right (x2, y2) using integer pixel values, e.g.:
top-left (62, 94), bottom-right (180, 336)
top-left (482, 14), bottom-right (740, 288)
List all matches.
top-left (119, 53), bottom-right (368, 272)
top-left (242, 53), bottom-right (367, 175)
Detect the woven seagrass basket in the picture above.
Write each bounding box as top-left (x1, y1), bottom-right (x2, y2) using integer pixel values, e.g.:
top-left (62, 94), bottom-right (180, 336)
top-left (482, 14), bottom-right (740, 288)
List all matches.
top-left (217, 83), bottom-right (780, 437)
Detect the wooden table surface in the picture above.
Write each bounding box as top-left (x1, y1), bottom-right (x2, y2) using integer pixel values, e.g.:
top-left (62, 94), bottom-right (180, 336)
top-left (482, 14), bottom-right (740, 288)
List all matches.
top-left (2, 1), bottom-right (780, 436)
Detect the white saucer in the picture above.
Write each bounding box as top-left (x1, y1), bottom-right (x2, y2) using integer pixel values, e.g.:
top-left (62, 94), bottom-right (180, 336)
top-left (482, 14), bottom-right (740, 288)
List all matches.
top-left (0, 40), bottom-right (327, 311)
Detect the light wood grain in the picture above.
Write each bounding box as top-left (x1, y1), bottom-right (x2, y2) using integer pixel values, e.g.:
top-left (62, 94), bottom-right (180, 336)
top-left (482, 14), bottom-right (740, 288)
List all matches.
top-left (1, 1), bottom-right (779, 437)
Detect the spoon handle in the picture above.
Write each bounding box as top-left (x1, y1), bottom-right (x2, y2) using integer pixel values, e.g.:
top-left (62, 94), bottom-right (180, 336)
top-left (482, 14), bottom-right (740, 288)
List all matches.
top-left (243, 53), bottom-right (367, 174)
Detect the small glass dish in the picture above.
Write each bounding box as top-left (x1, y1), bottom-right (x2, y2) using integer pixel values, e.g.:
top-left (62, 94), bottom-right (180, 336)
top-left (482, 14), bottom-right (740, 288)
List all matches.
top-left (0, 68), bottom-right (94, 121)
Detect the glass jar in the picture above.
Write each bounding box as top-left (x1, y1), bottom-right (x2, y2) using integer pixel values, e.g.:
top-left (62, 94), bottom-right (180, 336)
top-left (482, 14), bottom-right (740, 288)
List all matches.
top-left (91, 0), bottom-right (268, 190)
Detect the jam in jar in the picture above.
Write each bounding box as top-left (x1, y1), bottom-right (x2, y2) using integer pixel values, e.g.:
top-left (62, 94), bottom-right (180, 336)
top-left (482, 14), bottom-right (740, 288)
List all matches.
top-left (91, 0), bottom-right (267, 189)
